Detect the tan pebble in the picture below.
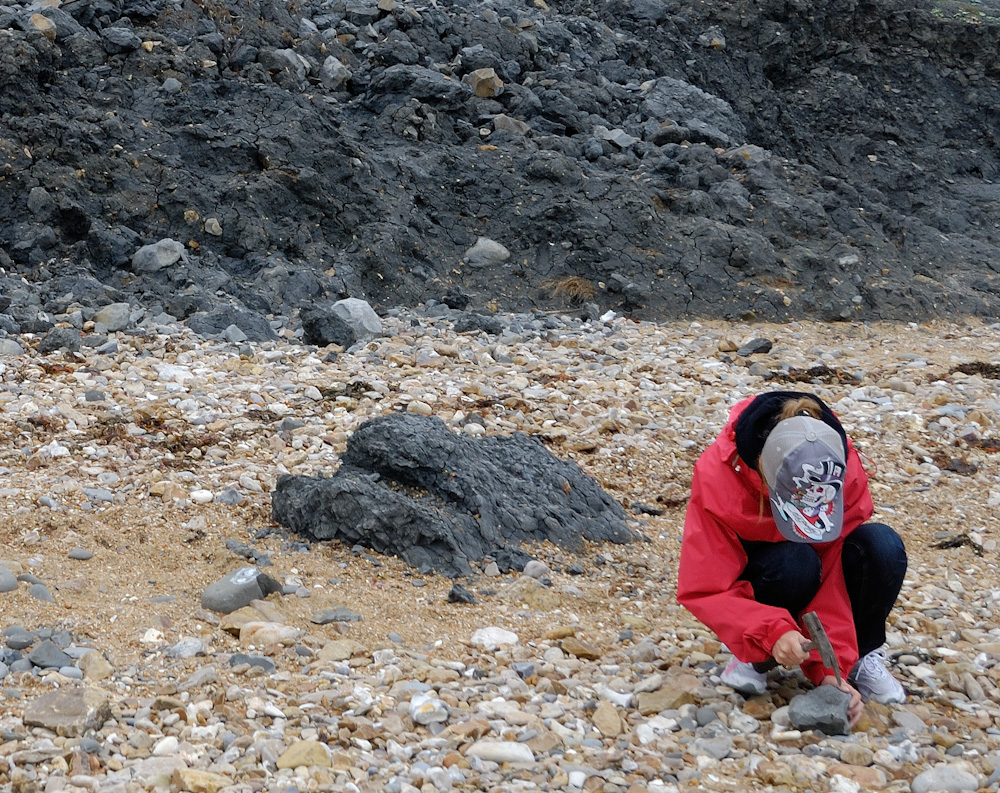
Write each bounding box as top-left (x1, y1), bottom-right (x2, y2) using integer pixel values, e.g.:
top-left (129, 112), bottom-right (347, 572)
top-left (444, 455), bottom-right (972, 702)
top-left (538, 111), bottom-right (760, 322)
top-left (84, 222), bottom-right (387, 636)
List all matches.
top-left (756, 760), bottom-right (795, 786)
top-left (636, 686), bottom-right (695, 715)
top-left (318, 638), bottom-right (367, 662)
top-left (220, 606), bottom-right (261, 637)
top-left (839, 745), bottom-right (874, 766)
top-left (621, 615), bottom-right (650, 631)
top-left (501, 576), bottom-right (564, 611)
top-left (160, 482), bottom-right (187, 501)
top-left (170, 768), bottom-right (232, 793)
top-left (442, 751), bottom-right (469, 768)
top-left (462, 68), bottom-right (504, 98)
top-left (30, 13), bottom-right (56, 39)
top-left (275, 741), bottom-right (331, 769)
top-left (827, 763), bottom-right (887, 789)
top-left (239, 621), bottom-right (302, 647)
top-left (592, 701), bottom-right (621, 738)
top-left (561, 636), bottom-right (601, 660)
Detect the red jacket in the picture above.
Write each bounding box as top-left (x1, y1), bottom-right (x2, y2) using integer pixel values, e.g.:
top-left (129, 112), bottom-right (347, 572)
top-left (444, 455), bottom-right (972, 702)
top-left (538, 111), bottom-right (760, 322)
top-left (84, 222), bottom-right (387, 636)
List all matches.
top-left (677, 397), bottom-right (874, 685)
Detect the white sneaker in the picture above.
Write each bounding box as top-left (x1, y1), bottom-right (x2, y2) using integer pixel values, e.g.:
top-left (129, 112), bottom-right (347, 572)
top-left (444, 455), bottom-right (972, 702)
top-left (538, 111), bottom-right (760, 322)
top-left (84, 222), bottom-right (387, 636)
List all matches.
top-left (721, 658), bottom-right (767, 696)
top-left (850, 649), bottom-right (906, 704)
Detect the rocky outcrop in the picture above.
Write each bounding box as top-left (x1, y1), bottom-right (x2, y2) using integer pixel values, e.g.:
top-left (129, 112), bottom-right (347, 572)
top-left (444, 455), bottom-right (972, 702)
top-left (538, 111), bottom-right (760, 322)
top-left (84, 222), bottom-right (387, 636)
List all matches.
top-left (271, 413), bottom-right (638, 577)
top-left (1, 0), bottom-right (999, 338)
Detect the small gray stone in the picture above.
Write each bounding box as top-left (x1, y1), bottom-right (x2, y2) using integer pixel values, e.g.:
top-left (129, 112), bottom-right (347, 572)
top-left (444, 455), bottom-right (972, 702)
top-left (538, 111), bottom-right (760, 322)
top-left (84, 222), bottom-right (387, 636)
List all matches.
top-left (463, 237), bottom-right (510, 269)
top-left (215, 489), bottom-right (244, 506)
top-left (83, 488), bottom-right (114, 503)
top-left (522, 560), bottom-right (550, 579)
top-left (79, 738), bottom-right (101, 754)
top-left (892, 709), bottom-right (928, 734)
top-left (92, 303), bottom-right (133, 333)
top-left (331, 298), bottom-right (383, 343)
top-left (222, 323), bottom-right (248, 343)
top-left (165, 638), bottom-right (206, 658)
top-left (58, 666), bottom-right (84, 680)
top-left (0, 566), bottom-right (17, 592)
top-left (447, 583), bottom-right (477, 604)
top-left (28, 640), bottom-right (73, 669)
top-left (787, 686), bottom-right (850, 735)
top-left (132, 239), bottom-right (186, 273)
top-left (5, 627), bottom-right (34, 650)
top-left (200, 566), bottom-right (283, 614)
top-left (161, 77), bottom-right (182, 93)
top-left (101, 26), bottom-right (142, 53)
top-left (310, 607), bottom-right (363, 624)
top-left (28, 583), bottom-right (55, 603)
top-left (0, 339), bottom-right (23, 355)
top-left (320, 55), bottom-right (351, 89)
top-left (229, 653), bottom-right (276, 673)
top-left (696, 705), bottom-right (720, 726)
top-left (737, 337), bottom-right (773, 356)
top-left (68, 548), bottom-right (93, 561)
top-left (690, 735), bottom-right (733, 760)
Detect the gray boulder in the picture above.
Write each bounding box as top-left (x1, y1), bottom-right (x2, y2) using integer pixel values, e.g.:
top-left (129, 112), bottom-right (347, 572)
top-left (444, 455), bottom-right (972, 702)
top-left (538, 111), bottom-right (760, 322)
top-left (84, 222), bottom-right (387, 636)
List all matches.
top-left (132, 239), bottom-right (186, 273)
top-left (639, 77), bottom-right (746, 147)
top-left (367, 64), bottom-right (473, 110)
top-left (331, 298), bottom-right (382, 342)
top-left (0, 566), bottom-right (18, 592)
top-left (788, 686), bottom-right (851, 735)
top-left (92, 302), bottom-right (132, 332)
top-left (301, 298), bottom-right (382, 348)
top-left (201, 566), bottom-right (283, 614)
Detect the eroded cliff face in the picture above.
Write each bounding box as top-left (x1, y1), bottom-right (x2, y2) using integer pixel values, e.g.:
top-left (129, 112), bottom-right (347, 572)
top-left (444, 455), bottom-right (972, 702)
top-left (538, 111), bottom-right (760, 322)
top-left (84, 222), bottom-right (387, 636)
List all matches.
top-left (1, 0), bottom-right (998, 336)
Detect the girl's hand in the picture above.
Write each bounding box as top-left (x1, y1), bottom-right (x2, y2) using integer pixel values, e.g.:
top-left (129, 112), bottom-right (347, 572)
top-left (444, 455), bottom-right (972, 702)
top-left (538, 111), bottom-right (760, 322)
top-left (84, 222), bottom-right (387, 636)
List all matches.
top-left (772, 630), bottom-right (811, 667)
top-left (821, 675), bottom-right (863, 727)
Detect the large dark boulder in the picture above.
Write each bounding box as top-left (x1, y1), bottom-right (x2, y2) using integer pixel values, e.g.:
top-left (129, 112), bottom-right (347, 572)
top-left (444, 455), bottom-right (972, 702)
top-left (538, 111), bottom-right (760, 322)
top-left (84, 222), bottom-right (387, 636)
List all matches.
top-left (271, 413), bottom-right (638, 577)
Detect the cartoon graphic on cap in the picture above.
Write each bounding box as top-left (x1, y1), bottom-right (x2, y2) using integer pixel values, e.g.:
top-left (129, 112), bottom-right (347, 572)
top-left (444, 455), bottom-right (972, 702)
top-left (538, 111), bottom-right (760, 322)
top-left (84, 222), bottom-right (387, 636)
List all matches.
top-left (771, 458), bottom-right (844, 541)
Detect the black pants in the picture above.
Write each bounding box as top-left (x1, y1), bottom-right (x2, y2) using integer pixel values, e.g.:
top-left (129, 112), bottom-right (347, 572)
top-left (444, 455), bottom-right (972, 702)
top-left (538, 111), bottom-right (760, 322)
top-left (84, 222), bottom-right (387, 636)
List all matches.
top-left (739, 523), bottom-right (907, 658)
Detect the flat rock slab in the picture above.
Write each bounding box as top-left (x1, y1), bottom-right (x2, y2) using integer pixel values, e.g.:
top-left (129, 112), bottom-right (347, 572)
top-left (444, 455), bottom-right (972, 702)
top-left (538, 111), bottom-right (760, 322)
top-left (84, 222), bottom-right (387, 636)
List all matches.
top-left (271, 413), bottom-right (638, 577)
top-left (23, 688), bottom-right (112, 737)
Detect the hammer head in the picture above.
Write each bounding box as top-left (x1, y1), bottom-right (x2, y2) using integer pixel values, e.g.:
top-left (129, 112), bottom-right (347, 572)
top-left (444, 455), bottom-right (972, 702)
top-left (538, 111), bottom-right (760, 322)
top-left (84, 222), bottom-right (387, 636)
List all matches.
top-left (802, 611), bottom-right (842, 686)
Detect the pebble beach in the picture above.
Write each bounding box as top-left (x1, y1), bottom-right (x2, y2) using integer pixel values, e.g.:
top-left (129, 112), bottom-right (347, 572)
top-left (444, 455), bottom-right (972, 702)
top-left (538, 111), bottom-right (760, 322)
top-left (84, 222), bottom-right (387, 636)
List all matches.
top-left (1, 307), bottom-right (999, 793)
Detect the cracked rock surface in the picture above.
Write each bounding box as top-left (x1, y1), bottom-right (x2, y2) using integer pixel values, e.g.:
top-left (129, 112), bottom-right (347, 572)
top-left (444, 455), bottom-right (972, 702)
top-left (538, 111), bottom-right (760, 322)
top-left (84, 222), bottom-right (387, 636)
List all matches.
top-left (2, 0), bottom-right (1000, 338)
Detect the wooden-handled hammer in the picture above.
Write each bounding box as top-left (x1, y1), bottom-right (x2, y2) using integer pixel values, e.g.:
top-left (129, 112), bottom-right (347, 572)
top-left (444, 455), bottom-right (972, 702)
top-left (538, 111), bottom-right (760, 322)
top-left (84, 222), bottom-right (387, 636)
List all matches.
top-left (752, 611), bottom-right (843, 686)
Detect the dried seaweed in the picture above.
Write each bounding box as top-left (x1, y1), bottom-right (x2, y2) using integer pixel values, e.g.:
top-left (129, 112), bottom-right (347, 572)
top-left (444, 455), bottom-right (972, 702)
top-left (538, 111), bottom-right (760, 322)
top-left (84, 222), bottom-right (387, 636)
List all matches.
top-left (765, 366), bottom-right (861, 385)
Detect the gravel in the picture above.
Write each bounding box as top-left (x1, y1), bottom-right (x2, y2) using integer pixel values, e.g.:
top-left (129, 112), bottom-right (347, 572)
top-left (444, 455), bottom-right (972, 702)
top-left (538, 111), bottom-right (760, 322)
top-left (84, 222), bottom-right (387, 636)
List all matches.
top-left (0, 311), bottom-right (998, 792)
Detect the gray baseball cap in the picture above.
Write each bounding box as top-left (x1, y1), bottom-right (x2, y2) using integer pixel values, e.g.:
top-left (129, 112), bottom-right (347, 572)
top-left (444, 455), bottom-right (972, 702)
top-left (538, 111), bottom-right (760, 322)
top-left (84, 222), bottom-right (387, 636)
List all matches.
top-left (760, 415), bottom-right (846, 543)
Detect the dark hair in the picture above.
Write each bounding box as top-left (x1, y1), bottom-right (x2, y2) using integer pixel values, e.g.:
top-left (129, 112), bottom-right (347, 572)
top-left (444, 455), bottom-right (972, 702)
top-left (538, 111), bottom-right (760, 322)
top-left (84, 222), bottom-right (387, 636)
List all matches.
top-left (734, 390), bottom-right (848, 469)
